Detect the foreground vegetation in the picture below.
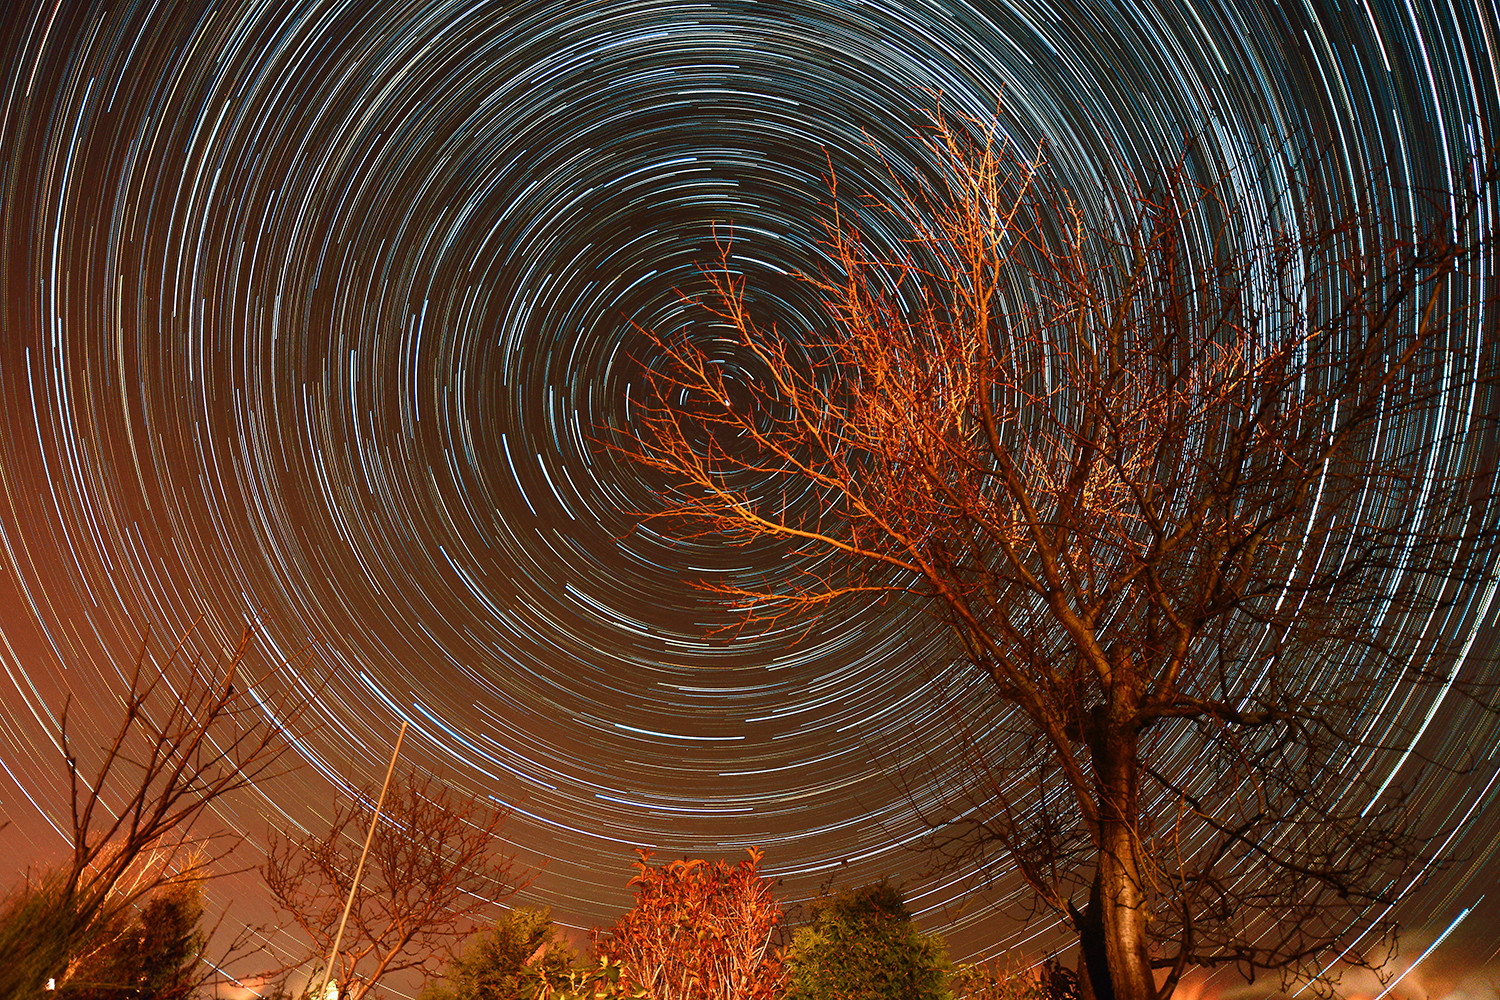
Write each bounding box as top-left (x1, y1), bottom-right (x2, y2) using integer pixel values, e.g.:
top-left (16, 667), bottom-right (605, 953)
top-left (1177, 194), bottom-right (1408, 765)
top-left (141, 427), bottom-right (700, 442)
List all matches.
top-left (4, 831), bottom-right (1057, 1000)
top-left (413, 869), bottom-right (1065, 1000)
top-left (9, 95), bottom-right (1495, 999)
top-left (0, 624), bottom-right (1060, 1000)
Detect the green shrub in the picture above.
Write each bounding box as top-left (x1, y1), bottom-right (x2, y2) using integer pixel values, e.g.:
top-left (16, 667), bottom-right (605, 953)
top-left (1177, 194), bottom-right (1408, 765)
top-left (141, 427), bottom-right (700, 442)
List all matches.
top-left (783, 883), bottom-right (951, 1000)
top-left (421, 908), bottom-right (579, 1000)
top-left (57, 876), bottom-right (205, 1000)
top-left (0, 868), bottom-right (206, 1000)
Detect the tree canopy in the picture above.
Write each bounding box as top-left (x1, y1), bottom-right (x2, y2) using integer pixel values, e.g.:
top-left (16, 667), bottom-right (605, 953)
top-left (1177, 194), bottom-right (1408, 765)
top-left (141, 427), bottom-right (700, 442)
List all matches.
top-left (619, 111), bottom-right (1500, 999)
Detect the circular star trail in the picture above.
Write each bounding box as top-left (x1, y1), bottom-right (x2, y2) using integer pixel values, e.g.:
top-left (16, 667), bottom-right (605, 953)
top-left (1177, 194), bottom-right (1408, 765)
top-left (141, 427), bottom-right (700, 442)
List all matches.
top-left (0, 0), bottom-right (1497, 972)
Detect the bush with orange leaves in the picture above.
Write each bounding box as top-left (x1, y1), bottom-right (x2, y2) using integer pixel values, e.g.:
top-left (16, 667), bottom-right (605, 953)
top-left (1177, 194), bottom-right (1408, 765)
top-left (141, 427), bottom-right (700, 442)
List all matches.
top-left (592, 848), bottom-right (785, 1000)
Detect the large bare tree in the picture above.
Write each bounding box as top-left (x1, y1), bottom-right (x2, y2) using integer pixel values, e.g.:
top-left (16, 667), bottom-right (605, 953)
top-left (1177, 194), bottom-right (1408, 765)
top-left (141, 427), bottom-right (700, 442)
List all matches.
top-left (263, 772), bottom-right (527, 1000)
top-left (618, 115), bottom-right (1499, 1000)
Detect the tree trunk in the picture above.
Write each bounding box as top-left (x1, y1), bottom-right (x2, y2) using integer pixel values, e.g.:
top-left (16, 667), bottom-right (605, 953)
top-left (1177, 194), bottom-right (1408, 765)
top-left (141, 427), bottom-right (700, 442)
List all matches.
top-left (1086, 691), bottom-right (1158, 1000)
top-left (1070, 871), bottom-right (1114, 1000)
top-left (1098, 812), bottom-right (1155, 1000)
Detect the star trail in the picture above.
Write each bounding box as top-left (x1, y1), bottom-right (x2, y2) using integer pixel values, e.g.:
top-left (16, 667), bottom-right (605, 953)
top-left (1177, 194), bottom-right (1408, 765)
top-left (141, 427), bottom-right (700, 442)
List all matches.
top-left (1, 0), bottom-right (1498, 978)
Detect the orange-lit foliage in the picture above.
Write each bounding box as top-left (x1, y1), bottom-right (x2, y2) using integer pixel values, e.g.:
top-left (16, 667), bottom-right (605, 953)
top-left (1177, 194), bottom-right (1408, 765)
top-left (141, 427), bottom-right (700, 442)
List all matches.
top-left (593, 848), bottom-right (784, 1000)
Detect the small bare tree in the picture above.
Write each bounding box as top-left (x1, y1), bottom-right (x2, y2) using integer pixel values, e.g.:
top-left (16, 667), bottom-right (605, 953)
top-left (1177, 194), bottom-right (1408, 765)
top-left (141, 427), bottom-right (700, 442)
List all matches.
top-left (263, 773), bottom-right (527, 1000)
top-left (618, 111), bottom-right (1498, 1000)
top-left (0, 621), bottom-right (312, 1000)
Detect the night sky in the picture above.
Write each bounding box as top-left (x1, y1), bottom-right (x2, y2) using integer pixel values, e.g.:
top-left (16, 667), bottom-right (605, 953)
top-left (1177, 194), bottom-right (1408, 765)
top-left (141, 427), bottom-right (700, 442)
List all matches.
top-left (2, 0), bottom-right (1499, 988)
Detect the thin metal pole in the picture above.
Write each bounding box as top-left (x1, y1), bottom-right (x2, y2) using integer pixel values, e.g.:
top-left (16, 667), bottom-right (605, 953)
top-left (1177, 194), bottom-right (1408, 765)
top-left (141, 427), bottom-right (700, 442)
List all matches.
top-left (313, 720), bottom-right (408, 1000)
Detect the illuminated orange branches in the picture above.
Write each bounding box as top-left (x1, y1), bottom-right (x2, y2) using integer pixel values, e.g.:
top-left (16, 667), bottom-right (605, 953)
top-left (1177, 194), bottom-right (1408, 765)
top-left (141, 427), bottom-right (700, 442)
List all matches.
top-left (630, 113), bottom-right (1354, 628)
top-left (263, 774), bottom-right (527, 1000)
top-left (593, 848), bottom-right (785, 1000)
top-left (619, 100), bottom-right (1494, 999)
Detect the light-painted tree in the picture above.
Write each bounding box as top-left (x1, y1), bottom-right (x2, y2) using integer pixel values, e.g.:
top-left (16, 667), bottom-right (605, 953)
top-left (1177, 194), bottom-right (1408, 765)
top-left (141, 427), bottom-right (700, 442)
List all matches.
top-left (620, 110), bottom-right (1499, 1000)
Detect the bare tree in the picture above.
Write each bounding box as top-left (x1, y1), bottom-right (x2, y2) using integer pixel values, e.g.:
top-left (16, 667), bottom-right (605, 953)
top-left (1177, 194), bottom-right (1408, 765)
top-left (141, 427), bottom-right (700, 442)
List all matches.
top-left (263, 772), bottom-right (527, 1000)
top-left (0, 621), bottom-right (312, 1000)
top-left (618, 112), bottom-right (1499, 1000)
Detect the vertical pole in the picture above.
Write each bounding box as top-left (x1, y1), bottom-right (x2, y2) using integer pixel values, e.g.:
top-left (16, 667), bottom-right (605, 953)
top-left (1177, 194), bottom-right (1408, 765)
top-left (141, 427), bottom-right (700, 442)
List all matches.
top-left (313, 720), bottom-right (409, 1000)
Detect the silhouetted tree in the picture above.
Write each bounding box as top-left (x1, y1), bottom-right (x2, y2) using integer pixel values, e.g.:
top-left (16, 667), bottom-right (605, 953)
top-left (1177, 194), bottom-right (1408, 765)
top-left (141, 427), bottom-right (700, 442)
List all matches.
top-left (0, 622), bottom-right (310, 1000)
top-left (619, 110), bottom-right (1500, 1000)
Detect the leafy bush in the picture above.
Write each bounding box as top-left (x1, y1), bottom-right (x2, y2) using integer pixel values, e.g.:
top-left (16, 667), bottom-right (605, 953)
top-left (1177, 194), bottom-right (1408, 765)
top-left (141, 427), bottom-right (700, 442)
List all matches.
top-left (0, 868), bottom-right (207, 1000)
top-left (421, 907), bottom-right (578, 1000)
top-left (57, 874), bottom-right (205, 1000)
top-left (548, 956), bottom-right (649, 1000)
top-left (783, 883), bottom-right (950, 1000)
top-left (593, 848), bottom-right (785, 1000)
